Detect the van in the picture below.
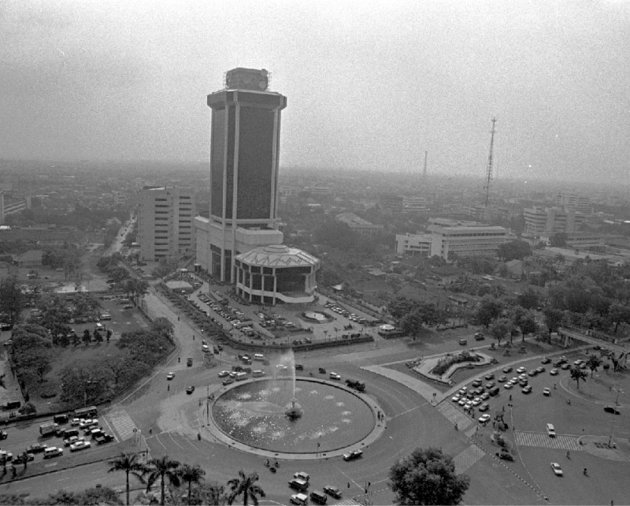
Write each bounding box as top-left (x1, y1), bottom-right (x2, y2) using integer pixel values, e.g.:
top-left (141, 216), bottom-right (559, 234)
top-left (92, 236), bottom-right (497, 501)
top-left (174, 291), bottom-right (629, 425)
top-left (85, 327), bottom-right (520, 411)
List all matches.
top-left (489, 386), bottom-right (500, 397)
top-left (252, 370), bottom-right (265, 377)
top-left (43, 447), bottom-right (63, 459)
top-left (53, 414), bottom-right (69, 425)
top-left (235, 372), bottom-right (248, 381)
top-left (253, 353), bottom-right (264, 361)
top-left (546, 423), bottom-right (556, 438)
top-left (290, 493), bottom-right (308, 505)
top-left (62, 428), bottom-right (79, 439)
top-left (310, 490), bottom-right (328, 504)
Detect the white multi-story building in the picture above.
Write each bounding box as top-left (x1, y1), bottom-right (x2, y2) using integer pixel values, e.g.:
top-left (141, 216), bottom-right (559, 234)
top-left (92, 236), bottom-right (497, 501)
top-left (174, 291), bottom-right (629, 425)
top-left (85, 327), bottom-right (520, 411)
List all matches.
top-left (395, 233), bottom-right (432, 256)
top-left (137, 187), bottom-right (195, 261)
top-left (396, 219), bottom-right (510, 261)
top-left (524, 207), bottom-right (585, 238)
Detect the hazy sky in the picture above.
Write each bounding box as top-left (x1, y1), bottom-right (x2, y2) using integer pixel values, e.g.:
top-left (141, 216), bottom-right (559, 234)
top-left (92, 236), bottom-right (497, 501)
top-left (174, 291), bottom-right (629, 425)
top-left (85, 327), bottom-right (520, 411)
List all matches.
top-left (1, 0), bottom-right (629, 182)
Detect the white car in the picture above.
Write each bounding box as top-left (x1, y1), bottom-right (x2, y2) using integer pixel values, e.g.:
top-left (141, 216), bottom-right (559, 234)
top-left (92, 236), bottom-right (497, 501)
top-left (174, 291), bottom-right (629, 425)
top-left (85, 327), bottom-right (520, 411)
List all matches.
top-left (478, 414), bottom-right (491, 424)
top-left (329, 372), bottom-right (341, 380)
top-left (70, 440), bottom-right (91, 452)
top-left (451, 395), bottom-right (460, 402)
top-left (504, 382), bottom-right (513, 389)
top-left (166, 372), bottom-right (175, 380)
top-left (202, 344), bottom-right (210, 353)
top-left (516, 367), bottom-right (527, 374)
top-left (472, 398), bottom-right (482, 406)
top-left (542, 387), bottom-right (551, 396)
top-left (218, 370), bottom-right (230, 378)
top-left (550, 462), bottom-right (563, 476)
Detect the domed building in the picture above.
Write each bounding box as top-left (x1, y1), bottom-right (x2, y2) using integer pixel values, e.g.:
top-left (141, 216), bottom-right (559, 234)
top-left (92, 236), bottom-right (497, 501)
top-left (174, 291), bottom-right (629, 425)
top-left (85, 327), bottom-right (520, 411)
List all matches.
top-left (234, 244), bottom-right (320, 304)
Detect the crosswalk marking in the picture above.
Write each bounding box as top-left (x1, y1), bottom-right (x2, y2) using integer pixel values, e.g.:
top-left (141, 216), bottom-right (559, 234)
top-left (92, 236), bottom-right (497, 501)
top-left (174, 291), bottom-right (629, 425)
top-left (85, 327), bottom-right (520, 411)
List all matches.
top-left (515, 431), bottom-right (582, 451)
top-left (105, 408), bottom-right (138, 441)
top-left (437, 402), bottom-right (474, 432)
top-left (453, 444), bottom-right (486, 473)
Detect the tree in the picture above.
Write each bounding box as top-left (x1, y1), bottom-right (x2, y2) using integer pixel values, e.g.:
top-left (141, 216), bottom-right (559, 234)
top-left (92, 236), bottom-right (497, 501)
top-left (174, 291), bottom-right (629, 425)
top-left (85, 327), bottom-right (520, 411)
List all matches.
top-left (387, 297), bottom-right (417, 320)
top-left (44, 486), bottom-right (122, 505)
top-left (549, 232), bottom-right (567, 247)
top-left (227, 470), bottom-right (266, 506)
top-left (474, 296), bottom-right (503, 328)
top-left (496, 240), bottom-right (531, 261)
top-left (150, 318), bottom-right (174, 338)
top-left (489, 318), bottom-right (512, 346)
top-left (543, 307), bottom-right (564, 334)
top-left (144, 455), bottom-right (181, 506)
top-left (180, 463), bottom-right (206, 505)
top-left (586, 355), bottom-right (602, 377)
top-left (198, 483), bottom-right (228, 506)
top-left (511, 306), bottom-right (537, 343)
top-left (570, 366), bottom-right (587, 390)
top-left (124, 278), bottom-right (149, 304)
top-left (0, 276), bottom-right (24, 324)
top-left (108, 452), bottom-right (147, 506)
top-left (389, 447), bottom-right (470, 505)
top-left (609, 303), bottom-right (630, 334)
top-left (517, 288), bottom-right (540, 310)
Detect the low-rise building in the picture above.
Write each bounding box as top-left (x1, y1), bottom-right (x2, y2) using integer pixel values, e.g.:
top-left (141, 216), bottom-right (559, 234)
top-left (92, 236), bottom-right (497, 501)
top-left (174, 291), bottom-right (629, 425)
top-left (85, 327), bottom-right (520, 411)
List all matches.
top-left (336, 212), bottom-right (383, 238)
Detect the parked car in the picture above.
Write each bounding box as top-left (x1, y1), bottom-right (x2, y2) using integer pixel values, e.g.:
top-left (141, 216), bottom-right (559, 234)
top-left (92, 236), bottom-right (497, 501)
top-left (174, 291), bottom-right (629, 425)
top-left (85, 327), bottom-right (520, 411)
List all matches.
top-left (458, 338), bottom-right (467, 346)
top-left (478, 414), bottom-right (491, 424)
top-left (289, 493), bottom-right (308, 505)
top-left (293, 472), bottom-right (310, 482)
top-left (496, 451), bottom-right (514, 461)
top-left (542, 387), bottom-right (551, 396)
top-left (186, 386), bottom-right (195, 395)
top-left (27, 443), bottom-right (48, 454)
top-left (166, 372), bottom-right (175, 380)
top-left (70, 440), bottom-right (91, 452)
top-left (550, 462), bottom-right (563, 476)
top-left (549, 368), bottom-right (559, 376)
top-left (218, 370), bottom-right (230, 378)
top-left (43, 447), bottom-right (63, 459)
top-left (0, 431), bottom-right (7, 440)
top-left (329, 372), bottom-right (341, 380)
top-left (478, 402), bottom-right (490, 412)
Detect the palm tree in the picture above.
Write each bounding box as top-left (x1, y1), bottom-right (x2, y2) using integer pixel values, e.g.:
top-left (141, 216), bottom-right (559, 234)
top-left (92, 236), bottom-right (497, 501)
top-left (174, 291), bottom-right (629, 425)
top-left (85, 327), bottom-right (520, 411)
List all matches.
top-left (144, 455), bottom-right (181, 506)
top-left (180, 463), bottom-right (205, 505)
top-left (199, 483), bottom-right (227, 506)
top-left (227, 470), bottom-right (266, 506)
top-left (108, 452), bottom-right (147, 506)
top-left (570, 366), bottom-right (588, 390)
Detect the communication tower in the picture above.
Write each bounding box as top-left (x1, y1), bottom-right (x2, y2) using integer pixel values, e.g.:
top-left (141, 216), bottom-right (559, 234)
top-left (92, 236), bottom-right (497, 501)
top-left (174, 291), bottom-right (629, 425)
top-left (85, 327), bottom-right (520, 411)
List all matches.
top-left (483, 118), bottom-right (497, 208)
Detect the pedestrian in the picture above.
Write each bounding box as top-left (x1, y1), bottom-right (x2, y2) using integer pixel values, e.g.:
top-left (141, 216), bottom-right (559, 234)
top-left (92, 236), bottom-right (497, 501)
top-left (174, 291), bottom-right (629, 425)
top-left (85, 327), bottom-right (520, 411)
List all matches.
top-left (509, 394), bottom-right (512, 401)
top-left (347, 482), bottom-right (350, 489)
top-left (167, 385), bottom-right (170, 392)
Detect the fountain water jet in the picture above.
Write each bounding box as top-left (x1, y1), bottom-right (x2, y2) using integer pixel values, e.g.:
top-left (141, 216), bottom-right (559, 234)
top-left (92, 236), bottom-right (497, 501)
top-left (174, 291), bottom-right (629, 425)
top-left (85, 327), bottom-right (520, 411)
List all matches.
top-left (275, 349), bottom-right (303, 419)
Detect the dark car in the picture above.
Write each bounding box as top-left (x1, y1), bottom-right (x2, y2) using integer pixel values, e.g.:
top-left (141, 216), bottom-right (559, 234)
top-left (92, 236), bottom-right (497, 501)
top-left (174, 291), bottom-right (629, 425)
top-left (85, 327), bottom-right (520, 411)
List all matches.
top-left (187, 358), bottom-right (193, 367)
top-left (496, 451), bottom-right (514, 461)
top-left (319, 367), bottom-right (326, 374)
top-left (604, 406), bottom-right (621, 415)
top-left (0, 431), bottom-right (7, 440)
top-left (541, 357), bottom-right (551, 364)
top-left (186, 386), bottom-right (195, 395)
top-left (484, 373), bottom-right (495, 381)
top-left (323, 486), bottom-right (342, 499)
top-left (13, 453), bottom-right (34, 464)
top-left (502, 366), bottom-right (513, 373)
top-left (458, 338), bottom-right (467, 346)
top-left (295, 364), bottom-right (304, 371)
top-left (94, 433), bottom-right (115, 444)
top-left (27, 443), bottom-right (48, 454)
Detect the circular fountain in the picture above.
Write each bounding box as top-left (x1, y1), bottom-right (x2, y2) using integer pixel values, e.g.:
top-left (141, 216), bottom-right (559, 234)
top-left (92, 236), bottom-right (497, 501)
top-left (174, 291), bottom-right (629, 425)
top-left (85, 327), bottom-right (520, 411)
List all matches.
top-left (209, 351), bottom-right (380, 454)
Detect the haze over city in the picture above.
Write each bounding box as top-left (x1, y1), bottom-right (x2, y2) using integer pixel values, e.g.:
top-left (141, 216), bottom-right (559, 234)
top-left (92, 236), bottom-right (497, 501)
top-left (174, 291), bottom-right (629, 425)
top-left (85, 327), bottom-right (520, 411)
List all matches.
top-left (1, 0), bottom-right (629, 183)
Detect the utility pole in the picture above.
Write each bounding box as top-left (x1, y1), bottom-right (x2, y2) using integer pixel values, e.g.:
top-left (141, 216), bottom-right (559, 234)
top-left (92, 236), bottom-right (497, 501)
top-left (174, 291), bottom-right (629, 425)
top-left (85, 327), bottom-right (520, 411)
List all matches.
top-left (483, 118), bottom-right (497, 208)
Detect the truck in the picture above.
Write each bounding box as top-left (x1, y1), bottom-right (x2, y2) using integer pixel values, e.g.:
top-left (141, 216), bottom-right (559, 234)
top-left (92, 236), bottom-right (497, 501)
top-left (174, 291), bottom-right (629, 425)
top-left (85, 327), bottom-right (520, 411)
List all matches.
top-left (39, 422), bottom-right (59, 437)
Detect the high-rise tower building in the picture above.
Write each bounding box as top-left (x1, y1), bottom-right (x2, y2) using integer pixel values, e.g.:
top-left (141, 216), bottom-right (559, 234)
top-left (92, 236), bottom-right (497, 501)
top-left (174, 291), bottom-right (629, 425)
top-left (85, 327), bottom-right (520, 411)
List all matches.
top-left (196, 68), bottom-right (286, 282)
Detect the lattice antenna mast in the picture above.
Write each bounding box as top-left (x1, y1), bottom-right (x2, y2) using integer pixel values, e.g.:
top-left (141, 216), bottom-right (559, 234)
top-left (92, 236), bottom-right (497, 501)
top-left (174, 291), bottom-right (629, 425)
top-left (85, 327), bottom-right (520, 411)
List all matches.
top-left (483, 118), bottom-right (497, 208)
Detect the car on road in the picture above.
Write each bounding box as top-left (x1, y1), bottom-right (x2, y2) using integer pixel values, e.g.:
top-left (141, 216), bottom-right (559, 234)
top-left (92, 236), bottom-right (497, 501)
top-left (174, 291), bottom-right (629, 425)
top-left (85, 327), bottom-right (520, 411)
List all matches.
top-left (218, 370), bottom-right (230, 378)
top-left (187, 358), bottom-right (193, 367)
top-left (474, 332), bottom-right (485, 341)
top-left (0, 450), bottom-right (13, 461)
top-left (502, 366), bottom-right (513, 373)
top-left (186, 386), bottom-right (195, 395)
top-left (323, 486), bottom-right (342, 499)
top-left (550, 462), bottom-right (563, 476)
top-left (166, 372), bottom-right (175, 380)
top-left (70, 440), bottom-right (91, 452)
top-left (43, 447), bottom-right (63, 459)
top-left (542, 387), bottom-right (551, 396)
top-left (604, 405), bottom-right (621, 415)
top-left (484, 373), bottom-right (495, 380)
top-left (550, 368), bottom-right (559, 376)
top-left (13, 453), bottom-right (34, 464)
top-left (343, 449), bottom-right (363, 461)
top-left (202, 344), bottom-right (210, 353)
top-left (478, 414), bottom-right (491, 424)
top-left (541, 357), bottom-right (551, 364)
top-left (27, 443), bottom-right (47, 454)
top-left (498, 375), bottom-right (507, 383)
top-left (516, 367), bottom-right (527, 374)
top-left (222, 378), bottom-right (234, 386)
top-left (458, 338), bottom-right (467, 345)
top-left (329, 372), bottom-right (341, 380)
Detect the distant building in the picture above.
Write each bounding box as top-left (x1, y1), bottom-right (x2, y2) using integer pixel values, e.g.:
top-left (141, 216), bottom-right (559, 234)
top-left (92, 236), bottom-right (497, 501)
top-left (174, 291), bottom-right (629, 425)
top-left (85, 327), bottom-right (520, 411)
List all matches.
top-left (429, 218), bottom-right (509, 261)
top-left (137, 187), bottom-right (195, 261)
top-left (402, 195), bottom-right (428, 214)
top-left (379, 194), bottom-right (404, 214)
top-left (524, 207), bottom-right (585, 238)
top-left (555, 193), bottom-right (591, 214)
top-left (395, 233), bottom-right (432, 256)
top-left (336, 212), bottom-right (383, 238)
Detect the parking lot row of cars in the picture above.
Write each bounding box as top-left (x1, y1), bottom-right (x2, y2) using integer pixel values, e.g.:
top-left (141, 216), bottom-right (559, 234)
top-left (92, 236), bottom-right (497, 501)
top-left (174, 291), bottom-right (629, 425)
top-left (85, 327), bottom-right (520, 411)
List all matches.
top-left (288, 471), bottom-right (346, 505)
top-left (323, 301), bottom-right (369, 325)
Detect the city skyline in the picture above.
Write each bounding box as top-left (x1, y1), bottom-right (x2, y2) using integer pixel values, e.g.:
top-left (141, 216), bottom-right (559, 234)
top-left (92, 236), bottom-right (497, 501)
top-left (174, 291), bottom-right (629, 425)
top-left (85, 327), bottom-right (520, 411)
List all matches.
top-left (1, 0), bottom-right (629, 183)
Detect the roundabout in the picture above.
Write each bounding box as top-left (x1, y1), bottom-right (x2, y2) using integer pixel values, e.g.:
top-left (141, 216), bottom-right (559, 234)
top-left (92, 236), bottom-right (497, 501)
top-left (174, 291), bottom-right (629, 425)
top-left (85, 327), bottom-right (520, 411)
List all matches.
top-left (203, 377), bottom-right (385, 459)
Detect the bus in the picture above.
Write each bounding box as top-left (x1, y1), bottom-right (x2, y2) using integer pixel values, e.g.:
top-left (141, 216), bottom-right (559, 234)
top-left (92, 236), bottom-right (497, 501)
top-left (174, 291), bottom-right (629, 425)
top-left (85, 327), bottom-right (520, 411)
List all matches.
top-left (73, 406), bottom-right (98, 419)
